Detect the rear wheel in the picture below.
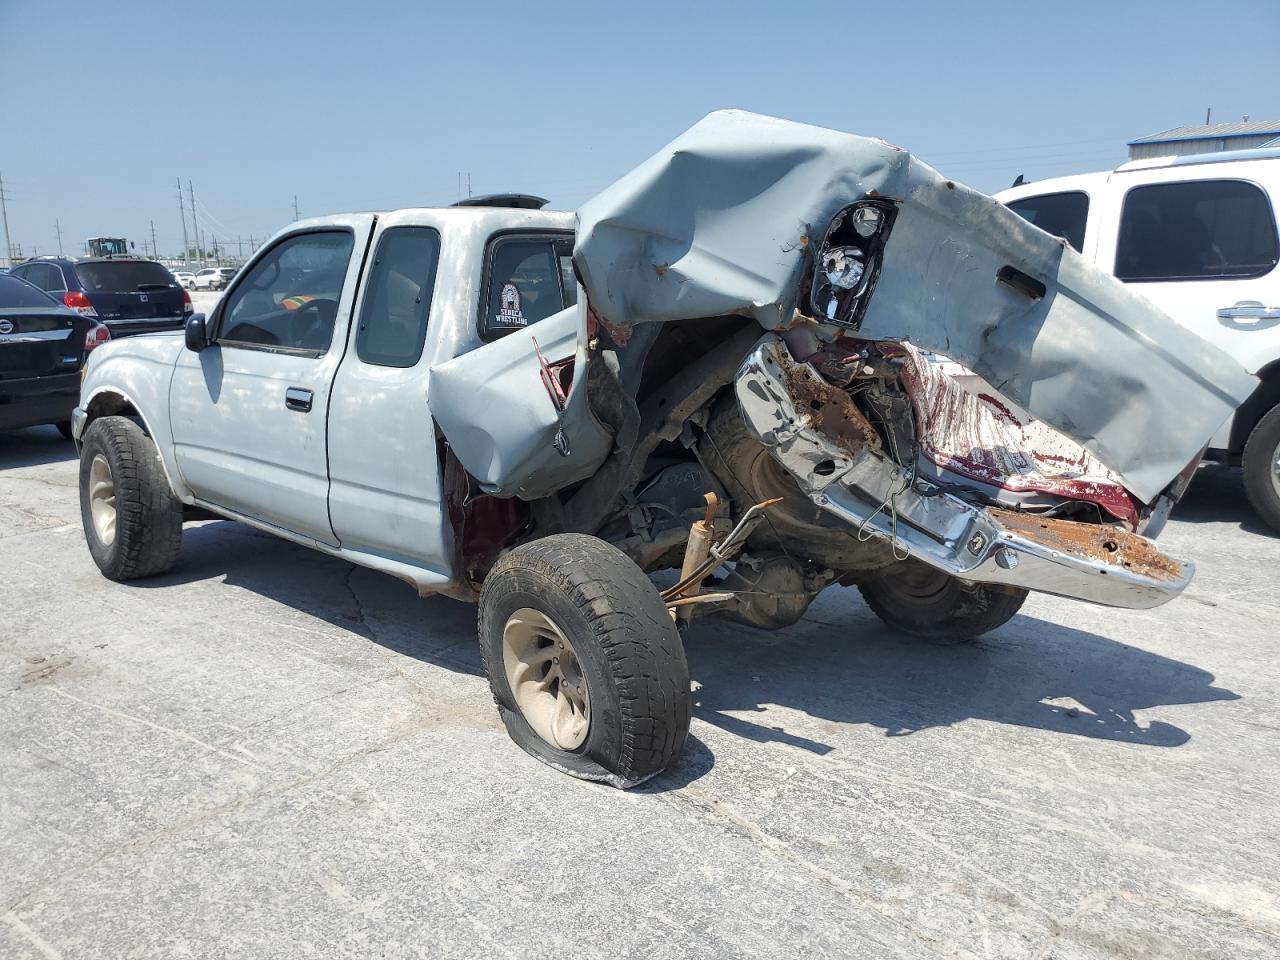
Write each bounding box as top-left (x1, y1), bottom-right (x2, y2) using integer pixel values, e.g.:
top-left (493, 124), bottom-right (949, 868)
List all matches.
top-left (1242, 404), bottom-right (1280, 535)
top-left (79, 416), bottom-right (183, 581)
top-left (478, 534), bottom-right (690, 787)
top-left (858, 558), bottom-right (1027, 643)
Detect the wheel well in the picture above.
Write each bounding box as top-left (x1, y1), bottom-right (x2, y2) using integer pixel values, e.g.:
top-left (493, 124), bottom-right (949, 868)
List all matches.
top-left (85, 392), bottom-right (141, 429)
top-left (1229, 358), bottom-right (1280, 453)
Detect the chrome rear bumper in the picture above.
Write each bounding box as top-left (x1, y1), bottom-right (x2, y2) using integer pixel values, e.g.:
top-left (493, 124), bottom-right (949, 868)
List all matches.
top-left (735, 336), bottom-right (1190, 610)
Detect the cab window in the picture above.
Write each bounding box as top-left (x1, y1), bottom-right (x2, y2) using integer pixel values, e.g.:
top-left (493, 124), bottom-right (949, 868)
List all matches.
top-left (480, 234), bottom-right (575, 340)
top-left (1115, 179), bottom-right (1279, 282)
top-left (217, 231), bottom-right (354, 354)
top-left (355, 227), bottom-right (441, 368)
top-left (1006, 191), bottom-right (1089, 253)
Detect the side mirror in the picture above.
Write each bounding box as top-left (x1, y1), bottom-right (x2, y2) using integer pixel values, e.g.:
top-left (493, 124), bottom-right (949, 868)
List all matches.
top-left (184, 313), bottom-right (210, 352)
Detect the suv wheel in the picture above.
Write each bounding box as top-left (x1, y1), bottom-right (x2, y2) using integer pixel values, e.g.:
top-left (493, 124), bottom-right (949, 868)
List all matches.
top-left (477, 534), bottom-right (690, 788)
top-left (1243, 404), bottom-right (1280, 534)
top-left (79, 416), bottom-right (183, 581)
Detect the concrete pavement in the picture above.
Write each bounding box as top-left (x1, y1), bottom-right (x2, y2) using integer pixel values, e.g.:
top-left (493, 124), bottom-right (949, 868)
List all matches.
top-left (1, 425), bottom-right (1277, 959)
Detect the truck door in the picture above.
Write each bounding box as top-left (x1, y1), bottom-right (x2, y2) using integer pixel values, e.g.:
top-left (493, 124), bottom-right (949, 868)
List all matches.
top-left (169, 217), bottom-right (374, 545)
top-left (325, 212), bottom-right (454, 582)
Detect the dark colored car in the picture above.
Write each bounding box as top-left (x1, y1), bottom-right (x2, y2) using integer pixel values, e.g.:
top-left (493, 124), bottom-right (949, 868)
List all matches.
top-left (9, 256), bottom-right (191, 337)
top-left (0, 273), bottom-right (110, 437)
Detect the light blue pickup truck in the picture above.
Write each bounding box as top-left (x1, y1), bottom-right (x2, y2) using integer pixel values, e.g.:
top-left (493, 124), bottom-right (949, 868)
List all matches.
top-left (72, 111), bottom-right (1253, 787)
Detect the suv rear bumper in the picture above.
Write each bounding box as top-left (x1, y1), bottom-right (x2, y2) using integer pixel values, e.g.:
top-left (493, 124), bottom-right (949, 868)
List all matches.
top-left (0, 372), bottom-right (80, 431)
top-left (734, 336), bottom-right (1191, 610)
top-left (103, 317), bottom-right (186, 337)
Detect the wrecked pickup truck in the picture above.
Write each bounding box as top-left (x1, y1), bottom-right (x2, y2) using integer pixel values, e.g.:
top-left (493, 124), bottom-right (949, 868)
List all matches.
top-left (73, 111), bottom-right (1255, 787)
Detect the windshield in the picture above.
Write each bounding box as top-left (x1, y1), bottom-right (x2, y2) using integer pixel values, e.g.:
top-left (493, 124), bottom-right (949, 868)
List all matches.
top-left (0, 274), bottom-right (60, 308)
top-left (75, 261), bottom-right (176, 292)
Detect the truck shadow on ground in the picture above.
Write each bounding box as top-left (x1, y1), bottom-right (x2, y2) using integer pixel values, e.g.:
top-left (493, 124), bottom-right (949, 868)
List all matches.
top-left (144, 519), bottom-right (1237, 787)
top-left (683, 599), bottom-right (1237, 758)
top-left (1172, 464), bottom-right (1274, 535)
top-left (0, 426), bottom-right (77, 470)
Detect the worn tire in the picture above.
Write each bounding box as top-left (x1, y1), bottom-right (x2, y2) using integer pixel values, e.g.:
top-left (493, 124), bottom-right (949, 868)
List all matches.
top-left (858, 558), bottom-right (1027, 643)
top-left (1242, 405), bottom-right (1280, 535)
top-left (478, 534), bottom-right (690, 787)
top-left (79, 416), bottom-right (183, 581)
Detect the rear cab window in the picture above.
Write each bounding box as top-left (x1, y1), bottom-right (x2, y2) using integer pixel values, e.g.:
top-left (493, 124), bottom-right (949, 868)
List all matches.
top-left (355, 227), bottom-right (441, 367)
top-left (1006, 191), bottom-right (1090, 253)
top-left (75, 260), bottom-right (177, 292)
top-left (479, 233), bottom-right (576, 341)
top-left (1115, 179), bottom-right (1279, 281)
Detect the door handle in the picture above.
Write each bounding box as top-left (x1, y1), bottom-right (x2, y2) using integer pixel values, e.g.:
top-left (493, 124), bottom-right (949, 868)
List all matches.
top-left (1218, 301), bottom-right (1280, 322)
top-left (285, 387), bottom-right (313, 412)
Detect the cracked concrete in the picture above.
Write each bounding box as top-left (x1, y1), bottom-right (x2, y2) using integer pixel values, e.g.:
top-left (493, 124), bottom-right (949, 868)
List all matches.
top-left (1, 424), bottom-right (1278, 959)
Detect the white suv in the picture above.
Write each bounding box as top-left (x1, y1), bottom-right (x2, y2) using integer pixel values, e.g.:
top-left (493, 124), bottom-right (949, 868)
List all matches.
top-left (192, 268), bottom-right (224, 290)
top-left (998, 147), bottom-right (1280, 532)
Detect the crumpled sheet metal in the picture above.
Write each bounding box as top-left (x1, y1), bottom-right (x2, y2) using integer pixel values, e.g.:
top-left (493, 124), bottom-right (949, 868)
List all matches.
top-left (854, 164), bottom-right (1256, 502)
top-left (574, 110), bottom-right (1256, 503)
top-left (575, 110), bottom-right (911, 333)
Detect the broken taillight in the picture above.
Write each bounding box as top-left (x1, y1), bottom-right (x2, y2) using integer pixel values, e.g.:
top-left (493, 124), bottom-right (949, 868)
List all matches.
top-left (64, 291), bottom-right (99, 316)
top-left (84, 323), bottom-right (111, 352)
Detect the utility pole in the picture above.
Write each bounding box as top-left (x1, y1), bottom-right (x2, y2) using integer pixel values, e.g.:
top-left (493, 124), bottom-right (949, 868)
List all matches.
top-left (1205, 106), bottom-right (1212, 126)
top-left (293, 195), bottom-right (300, 220)
top-left (150, 220), bottom-right (158, 261)
top-left (176, 177), bottom-right (191, 266)
top-left (54, 219), bottom-right (64, 256)
top-left (467, 172), bottom-right (472, 199)
top-left (237, 235), bottom-right (243, 260)
top-left (188, 179), bottom-right (200, 263)
top-left (0, 171), bottom-right (13, 266)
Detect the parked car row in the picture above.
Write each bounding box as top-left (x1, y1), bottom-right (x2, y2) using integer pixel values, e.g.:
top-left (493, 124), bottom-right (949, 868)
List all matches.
top-left (0, 273), bottom-right (111, 437)
top-left (3, 253), bottom-right (198, 438)
top-left (170, 267), bottom-right (238, 291)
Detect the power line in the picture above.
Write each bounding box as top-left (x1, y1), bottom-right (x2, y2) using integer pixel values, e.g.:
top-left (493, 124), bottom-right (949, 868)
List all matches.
top-left (177, 177), bottom-right (191, 266)
top-left (0, 171), bottom-right (13, 264)
top-left (189, 180), bottom-right (202, 260)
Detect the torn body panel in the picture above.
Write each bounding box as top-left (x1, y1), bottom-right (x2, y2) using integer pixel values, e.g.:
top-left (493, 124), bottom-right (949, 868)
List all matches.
top-left (574, 109), bottom-right (1255, 504)
top-left (893, 343), bottom-right (1141, 527)
top-left (429, 303), bottom-right (612, 500)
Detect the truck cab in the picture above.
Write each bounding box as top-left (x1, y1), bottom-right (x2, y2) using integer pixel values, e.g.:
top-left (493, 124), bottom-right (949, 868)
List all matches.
top-left (78, 200), bottom-right (586, 593)
top-left (997, 148), bottom-right (1280, 530)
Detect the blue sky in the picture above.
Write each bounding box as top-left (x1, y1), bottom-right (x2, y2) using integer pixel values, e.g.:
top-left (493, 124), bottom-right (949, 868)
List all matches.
top-left (1, 0), bottom-right (1277, 258)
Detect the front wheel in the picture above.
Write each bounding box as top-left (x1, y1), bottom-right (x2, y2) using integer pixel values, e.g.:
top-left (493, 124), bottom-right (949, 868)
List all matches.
top-left (79, 416), bottom-right (183, 581)
top-left (478, 534), bottom-right (690, 788)
top-left (1242, 404), bottom-right (1280, 535)
top-left (858, 558), bottom-right (1027, 643)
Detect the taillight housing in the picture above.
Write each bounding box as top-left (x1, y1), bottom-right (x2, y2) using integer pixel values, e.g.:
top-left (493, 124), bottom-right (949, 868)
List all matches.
top-left (64, 291), bottom-right (99, 316)
top-left (808, 199), bottom-right (898, 330)
top-left (84, 323), bottom-right (111, 352)
top-left (182, 288), bottom-right (193, 314)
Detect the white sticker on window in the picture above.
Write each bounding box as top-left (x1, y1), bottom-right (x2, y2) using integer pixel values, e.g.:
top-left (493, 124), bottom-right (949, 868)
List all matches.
top-left (495, 282), bottom-right (526, 327)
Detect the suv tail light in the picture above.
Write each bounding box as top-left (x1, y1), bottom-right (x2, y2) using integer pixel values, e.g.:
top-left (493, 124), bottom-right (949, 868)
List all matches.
top-left (84, 323), bottom-right (111, 352)
top-left (182, 288), bottom-right (193, 314)
top-left (63, 291), bottom-right (99, 316)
